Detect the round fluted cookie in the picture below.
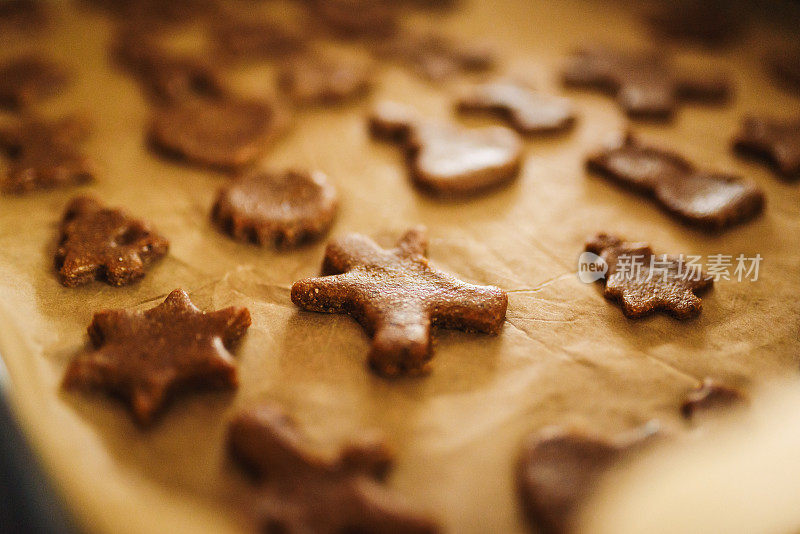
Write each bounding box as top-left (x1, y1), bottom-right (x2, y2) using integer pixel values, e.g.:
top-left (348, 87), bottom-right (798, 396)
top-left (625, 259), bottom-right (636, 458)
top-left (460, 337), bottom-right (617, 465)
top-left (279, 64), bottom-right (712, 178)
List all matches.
top-left (211, 169), bottom-right (338, 248)
top-left (148, 98), bottom-right (284, 171)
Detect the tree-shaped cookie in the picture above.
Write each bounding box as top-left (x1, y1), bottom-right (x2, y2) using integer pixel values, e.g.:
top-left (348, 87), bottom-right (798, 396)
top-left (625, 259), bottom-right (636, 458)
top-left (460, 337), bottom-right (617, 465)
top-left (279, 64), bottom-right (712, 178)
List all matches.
top-left (562, 46), bottom-right (729, 119)
top-left (587, 133), bottom-right (764, 231)
top-left (369, 101), bottom-right (522, 198)
top-left (733, 116), bottom-right (800, 178)
top-left (211, 169), bottom-right (338, 248)
top-left (585, 233), bottom-right (714, 319)
top-left (291, 226), bottom-right (508, 377)
top-left (457, 80), bottom-right (575, 134)
top-left (55, 196), bottom-right (169, 287)
top-left (63, 289), bottom-right (251, 425)
top-left (517, 424), bottom-right (659, 534)
top-left (228, 404), bottom-right (439, 534)
top-left (0, 115), bottom-right (97, 194)
top-left (148, 97), bottom-right (284, 171)
top-left (0, 55), bottom-right (68, 109)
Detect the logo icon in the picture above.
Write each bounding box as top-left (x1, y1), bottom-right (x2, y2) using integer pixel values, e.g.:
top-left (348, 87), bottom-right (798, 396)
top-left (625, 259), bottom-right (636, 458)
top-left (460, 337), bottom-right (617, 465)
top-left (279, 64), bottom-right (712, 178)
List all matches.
top-left (577, 252), bottom-right (607, 284)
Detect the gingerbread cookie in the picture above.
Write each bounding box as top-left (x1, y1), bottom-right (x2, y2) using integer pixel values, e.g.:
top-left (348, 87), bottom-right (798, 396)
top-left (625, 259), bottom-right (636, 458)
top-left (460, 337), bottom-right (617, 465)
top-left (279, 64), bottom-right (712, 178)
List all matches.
top-left (733, 116), bottom-right (800, 178)
top-left (681, 378), bottom-right (746, 420)
top-left (213, 17), bottom-right (305, 61)
top-left (115, 31), bottom-right (226, 104)
top-left (374, 32), bottom-right (494, 82)
top-left (0, 55), bottom-right (69, 110)
top-left (585, 233), bottom-right (714, 319)
top-left (291, 227), bottom-right (507, 377)
top-left (148, 97), bottom-right (283, 171)
top-left (55, 196), bottom-right (169, 287)
top-left (562, 46), bottom-right (729, 119)
top-left (369, 101), bottom-right (522, 197)
top-left (586, 133), bottom-right (764, 231)
top-left (63, 289), bottom-right (251, 425)
top-left (0, 115), bottom-right (96, 195)
top-left (313, 0), bottom-right (398, 39)
top-left (457, 81), bottom-right (575, 134)
top-left (228, 404), bottom-right (439, 534)
top-left (211, 169), bottom-right (338, 248)
top-left (277, 54), bottom-right (372, 105)
top-left (517, 425), bottom-right (658, 534)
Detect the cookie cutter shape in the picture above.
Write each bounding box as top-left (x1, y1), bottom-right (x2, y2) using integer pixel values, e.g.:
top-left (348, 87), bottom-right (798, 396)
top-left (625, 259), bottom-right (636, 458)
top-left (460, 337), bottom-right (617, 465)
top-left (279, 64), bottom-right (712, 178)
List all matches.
top-left (369, 101), bottom-right (523, 198)
top-left (291, 226), bottom-right (508, 377)
top-left (228, 404), bottom-right (440, 534)
top-left (587, 133), bottom-right (764, 231)
top-left (63, 289), bottom-right (251, 425)
top-left (585, 233), bottom-right (714, 319)
top-left (211, 169), bottom-right (338, 248)
top-left (562, 46), bottom-right (730, 119)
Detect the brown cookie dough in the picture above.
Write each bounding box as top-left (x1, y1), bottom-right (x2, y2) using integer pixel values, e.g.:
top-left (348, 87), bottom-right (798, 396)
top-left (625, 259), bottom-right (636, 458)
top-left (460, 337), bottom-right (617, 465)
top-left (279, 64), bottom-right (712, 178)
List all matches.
top-left (55, 196), bottom-right (169, 287)
top-left (291, 226), bottom-right (508, 377)
top-left (369, 101), bottom-right (522, 198)
top-left (0, 55), bottom-right (69, 110)
top-left (562, 46), bottom-right (730, 119)
top-left (517, 424), bottom-right (659, 534)
top-left (148, 97), bottom-right (284, 171)
top-left (374, 31), bottom-right (495, 82)
top-left (228, 404), bottom-right (440, 534)
top-left (63, 289), bottom-right (251, 426)
top-left (733, 116), bottom-right (800, 179)
top-left (0, 114), bottom-right (96, 195)
top-left (313, 0), bottom-right (399, 39)
top-left (681, 378), bottom-right (747, 420)
top-left (212, 17), bottom-right (305, 62)
top-left (115, 30), bottom-right (227, 104)
top-left (211, 169), bottom-right (338, 248)
top-left (457, 80), bottom-right (575, 134)
top-left (585, 233), bottom-right (714, 319)
top-left (586, 133), bottom-right (764, 231)
top-left (277, 54), bottom-right (372, 105)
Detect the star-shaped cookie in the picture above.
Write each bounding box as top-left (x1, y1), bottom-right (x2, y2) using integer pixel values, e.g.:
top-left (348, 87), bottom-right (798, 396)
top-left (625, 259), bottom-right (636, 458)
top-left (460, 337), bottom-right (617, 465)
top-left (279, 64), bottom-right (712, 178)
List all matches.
top-left (733, 116), bottom-right (800, 178)
top-left (291, 226), bottom-right (508, 377)
top-left (585, 233), bottom-right (714, 319)
top-left (0, 115), bottom-right (96, 194)
top-left (63, 289), bottom-right (251, 425)
top-left (228, 404), bottom-right (439, 534)
top-left (55, 196), bottom-right (169, 287)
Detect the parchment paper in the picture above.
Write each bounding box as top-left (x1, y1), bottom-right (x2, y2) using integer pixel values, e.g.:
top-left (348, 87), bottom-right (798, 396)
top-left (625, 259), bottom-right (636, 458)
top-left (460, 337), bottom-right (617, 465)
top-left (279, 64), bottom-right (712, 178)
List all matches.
top-left (1, 1), bottom-right (799, 533)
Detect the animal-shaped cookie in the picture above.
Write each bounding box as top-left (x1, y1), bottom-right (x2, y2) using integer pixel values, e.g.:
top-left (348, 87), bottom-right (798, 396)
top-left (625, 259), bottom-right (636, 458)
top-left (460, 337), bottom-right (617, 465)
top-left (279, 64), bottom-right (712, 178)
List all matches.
top-left (211, 169), bottom-right (338, 248)
top-left (0, 55), bottom-right (68, 110)
top-left (457, 80), bottom-right (575, 134)
top-left (586, 133), bottom-right (764, 231)
top-left (562, 46), bottom-right (729, 119)
top-left (369, 101), bottom-right (522, 197)
top-left (291, 227), bottom-right (508, 377)
top-left (585, 233), bottom-right (714, 319)
top-left (228, 404), bottom-right (439, 533)
top-left (0, 115), bottom-right (96, 194)
top-left (517, 424), bottom-right (659, 534)
top-left (148, 97), bottom-right (284, 171)
top-left (63, 289), bottom-right (251, 425)
top-left (733, 116), bottom-right (800, 178)
top-left (55, 196), bottom-right (169, 287)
